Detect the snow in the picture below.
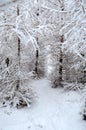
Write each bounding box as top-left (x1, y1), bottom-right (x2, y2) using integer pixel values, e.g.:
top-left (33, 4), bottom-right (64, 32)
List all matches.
top-left (0, 79), bottom-right (86, 130)
top-left (0, 0), bottom-right (14, 5)
top-left (0, 0), bottom-right (21, 8)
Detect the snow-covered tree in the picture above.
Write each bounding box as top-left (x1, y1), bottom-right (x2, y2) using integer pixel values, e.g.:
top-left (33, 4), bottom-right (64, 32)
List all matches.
top-left (0, 4), bottom-right (35, 108)
top-left (62, 0), bottom-right (86, 83)
top-left (42, 0), bottom-right (86, 86)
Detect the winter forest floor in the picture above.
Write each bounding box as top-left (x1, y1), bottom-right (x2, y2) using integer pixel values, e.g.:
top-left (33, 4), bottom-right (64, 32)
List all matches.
top-left (0, 79), bottom-right (86, 130)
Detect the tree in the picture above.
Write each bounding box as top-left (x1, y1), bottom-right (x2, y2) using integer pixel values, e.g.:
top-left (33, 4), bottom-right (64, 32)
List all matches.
top-left (41, 0), bottom-right (69, 87)
top-left (42, 0), bottom-right (86, 86)
top-left (0, 4), bottom-right (35, 108)
top-left (0, 0), bottom-right (53, 108)
top-left (62, 0), bottom-right (86, 83)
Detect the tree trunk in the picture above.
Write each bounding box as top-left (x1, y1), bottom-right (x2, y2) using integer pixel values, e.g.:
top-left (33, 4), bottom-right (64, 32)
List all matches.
top-left (53, 1), bottom-right (64, 88)
top-left (59, 49), bottom-right (63, 82)
top-left (18, 37), bottom-right (20, 66)
top-left (35, 49), bottom-right (39, 74)
top-left (17, 5), bottom-right (20, 66)
top-left (34, 38), bottom-right (39, 77)
top-left (34, 0), bottom-right (40, 77)
top-left (5, 58), bottom-right (9, 67)
top-left (16, 5), bottom-right (20, 89)
top-left (53, 35), bottom-right (64, 88)
top-left (16, 79), bottom-right (20, 90)
top-left (58, 35), bottom-right (64, 84)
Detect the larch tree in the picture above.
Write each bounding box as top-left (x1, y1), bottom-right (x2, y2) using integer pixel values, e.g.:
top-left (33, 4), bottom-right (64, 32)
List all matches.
top-left (0, 3), bottom-right (35, 108)
top-left (62, 0), bottom-right (86, 83)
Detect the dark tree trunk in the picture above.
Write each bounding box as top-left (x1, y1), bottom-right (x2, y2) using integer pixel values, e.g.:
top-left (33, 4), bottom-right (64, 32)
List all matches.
top-left (16, 6), bottom-right (20, 89)
top-left (59, 49), bottom-right (63, 82)
top-left (17, 5), bottom-right (20, 65)
top-left (52, 1), bottom-right (64, 88)
top-left (5, 58), bottom-right (9, 67)
top-left (58, 35), bottom-right (64, 84)
top-left (17, 5), bottom-right (21, 66)
top-left (5, 57), bottom-right (9, 75)
top-left (34, 1), bottom-right (40, 77)
top-left (16, 79), bottom-right (20, 90)
top-left (35, 49), bottom-right (39, 74)
top-left (53, 35), bottom-right (64, 88)
top-left (34, 37), bottom-right (39, 77)
top-left (18, 37), bottom-right (20, 66)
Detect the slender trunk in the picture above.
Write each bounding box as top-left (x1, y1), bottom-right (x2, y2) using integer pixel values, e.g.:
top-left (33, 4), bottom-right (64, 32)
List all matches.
top-left (35, 49), bottom-right (39, 74)
top-left (5, 57), bottom-right (9, 75)
top-left (34, 0), bottom-right (40, 77)
top-left (34, 38), bottom-right (39, 77)
top-left (58, 35), bottom-right (64, 83)
top-left (17, 5), bottom-right (20, 65)
top-left (59, 49), bottom-right (63, 82)
top-left (51, 1), bottom-right (65, 88)
top-left (16, 5), bottom-right (20, 90)
top-left (58, 1), bottom-right (64, 86)
top-left (16, 37), bottom-right (21, 90)
top-left (53, 35), bottom-right (64, 88)
top-left (16, 79), bottom-right (20, 90)
top-left (18, 37), bottom-right (20, 66)
top-left (5, 58), bottom-right (9, 67)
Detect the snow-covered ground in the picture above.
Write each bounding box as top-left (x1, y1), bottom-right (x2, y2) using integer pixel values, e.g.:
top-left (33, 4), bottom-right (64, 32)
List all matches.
top-left (0, 79), bottom-right (86, 130)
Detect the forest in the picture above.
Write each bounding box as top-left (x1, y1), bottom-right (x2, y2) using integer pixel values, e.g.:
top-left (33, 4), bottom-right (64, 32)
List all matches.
top-left (0, 0), bottom-right (86, 130)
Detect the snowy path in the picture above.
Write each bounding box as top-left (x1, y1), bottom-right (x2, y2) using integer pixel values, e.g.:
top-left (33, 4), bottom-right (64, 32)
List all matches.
top-left (0, 79), bottom-right (86, 130)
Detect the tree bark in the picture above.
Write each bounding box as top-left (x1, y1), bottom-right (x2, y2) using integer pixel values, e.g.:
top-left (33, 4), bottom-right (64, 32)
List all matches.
top-left (18, 37), bottom-right (20, 66)
top-left (58, 35), bottom-right (64, 84)
top-left (34, 0), bottom-right (40, 77)
top-left (16, 5), bottom-right (20, 89)
top-left (58, 1), bottom-right (64, 86)
top-left (59, 49), bottom-right (63, 82)
top-left (5, 58), bottom-right (9, 67)
top-left (35, 49), bottom-right (39, 74)
top-left (34, 37), bottom-right (39, 77)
